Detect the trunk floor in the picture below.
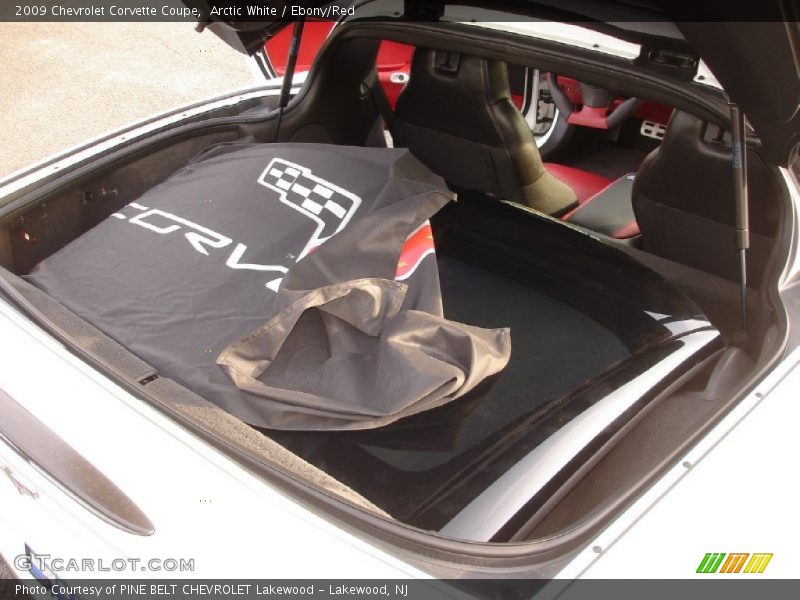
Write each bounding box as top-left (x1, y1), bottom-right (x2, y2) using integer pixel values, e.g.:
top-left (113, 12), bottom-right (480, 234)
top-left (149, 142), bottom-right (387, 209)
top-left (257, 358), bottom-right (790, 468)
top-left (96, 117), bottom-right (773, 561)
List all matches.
top-left (269, 254), bottom-right (629, 522)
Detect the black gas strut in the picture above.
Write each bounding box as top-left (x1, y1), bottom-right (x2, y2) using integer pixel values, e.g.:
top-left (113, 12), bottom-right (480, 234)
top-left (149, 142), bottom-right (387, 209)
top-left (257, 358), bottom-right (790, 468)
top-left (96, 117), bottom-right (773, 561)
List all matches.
top-left (730, 103), bottom-right (750, 334)
top-left (274, 18), bottom-right (305, 142)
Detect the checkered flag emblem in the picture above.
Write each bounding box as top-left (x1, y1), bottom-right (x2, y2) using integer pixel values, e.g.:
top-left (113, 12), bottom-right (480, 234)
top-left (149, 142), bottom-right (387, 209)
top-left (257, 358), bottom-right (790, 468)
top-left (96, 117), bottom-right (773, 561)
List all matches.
top-left (258, 158), bottom-right (362, 260)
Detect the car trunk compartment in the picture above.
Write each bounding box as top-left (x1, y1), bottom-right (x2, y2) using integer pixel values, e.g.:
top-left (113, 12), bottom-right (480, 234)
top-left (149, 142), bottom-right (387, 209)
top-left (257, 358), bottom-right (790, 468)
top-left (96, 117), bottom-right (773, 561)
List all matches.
top-left (0, 142), bottom-right (723, 541)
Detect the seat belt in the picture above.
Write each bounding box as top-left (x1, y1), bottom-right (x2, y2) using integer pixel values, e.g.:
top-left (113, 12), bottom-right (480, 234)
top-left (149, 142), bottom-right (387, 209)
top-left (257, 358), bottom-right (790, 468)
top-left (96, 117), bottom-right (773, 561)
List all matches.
top-left (365, 70), bottom-right (395, 131)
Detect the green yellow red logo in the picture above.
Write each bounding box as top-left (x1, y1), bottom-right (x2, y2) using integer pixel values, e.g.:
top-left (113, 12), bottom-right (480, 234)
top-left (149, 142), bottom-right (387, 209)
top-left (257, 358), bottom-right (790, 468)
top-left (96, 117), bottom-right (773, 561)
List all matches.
top-left (696, 553), bottom-right (773, 574)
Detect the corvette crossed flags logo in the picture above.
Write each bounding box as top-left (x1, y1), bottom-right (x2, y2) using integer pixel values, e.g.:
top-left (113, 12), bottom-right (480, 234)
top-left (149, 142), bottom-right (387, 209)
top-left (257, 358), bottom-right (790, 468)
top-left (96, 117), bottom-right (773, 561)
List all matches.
top-left (111, 158), bottom-right (435, 293)
top-left (257, 158), bottom-right (362, 260)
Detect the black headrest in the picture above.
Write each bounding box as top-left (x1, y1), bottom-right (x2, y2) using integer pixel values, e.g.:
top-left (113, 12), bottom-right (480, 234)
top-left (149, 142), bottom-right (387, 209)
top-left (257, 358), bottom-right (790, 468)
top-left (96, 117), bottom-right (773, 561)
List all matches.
top-left (394, 48), bottom-right (514, 146)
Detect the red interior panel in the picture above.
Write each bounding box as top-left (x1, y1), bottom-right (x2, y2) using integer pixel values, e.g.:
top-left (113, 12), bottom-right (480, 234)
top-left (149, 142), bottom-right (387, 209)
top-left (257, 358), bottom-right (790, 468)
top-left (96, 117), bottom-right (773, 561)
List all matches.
top-left (375, 40), bottom-right (414, 106)
top-left (264, 20), bottom-right (335, 75)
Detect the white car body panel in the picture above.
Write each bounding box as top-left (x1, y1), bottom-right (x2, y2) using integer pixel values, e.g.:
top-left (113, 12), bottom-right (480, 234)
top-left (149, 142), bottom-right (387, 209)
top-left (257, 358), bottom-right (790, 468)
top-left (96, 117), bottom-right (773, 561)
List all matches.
top-left (0, 297), bottom-right (421, 580)
top-left (553, 347), bottom-right (800, 580)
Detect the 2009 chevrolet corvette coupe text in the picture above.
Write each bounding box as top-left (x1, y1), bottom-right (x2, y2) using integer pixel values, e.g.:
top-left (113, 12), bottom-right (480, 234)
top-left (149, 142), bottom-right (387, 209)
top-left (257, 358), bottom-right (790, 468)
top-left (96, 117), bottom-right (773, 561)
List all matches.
top-left (1, 0), bottom-right (799, 584)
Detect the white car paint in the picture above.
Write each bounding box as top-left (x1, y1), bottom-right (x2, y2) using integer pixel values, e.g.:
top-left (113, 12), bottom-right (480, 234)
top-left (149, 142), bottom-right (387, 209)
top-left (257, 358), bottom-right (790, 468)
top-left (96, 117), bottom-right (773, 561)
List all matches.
top-left (0, 296), bottom-right (423, 580)
top-left (552, 347), bottom-right (800, 580)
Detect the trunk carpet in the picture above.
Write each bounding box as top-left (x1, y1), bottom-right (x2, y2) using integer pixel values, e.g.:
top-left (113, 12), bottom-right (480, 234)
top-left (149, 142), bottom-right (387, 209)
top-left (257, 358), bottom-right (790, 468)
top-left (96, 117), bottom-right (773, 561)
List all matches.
top-left (269, 254), bottom-right (629, 522)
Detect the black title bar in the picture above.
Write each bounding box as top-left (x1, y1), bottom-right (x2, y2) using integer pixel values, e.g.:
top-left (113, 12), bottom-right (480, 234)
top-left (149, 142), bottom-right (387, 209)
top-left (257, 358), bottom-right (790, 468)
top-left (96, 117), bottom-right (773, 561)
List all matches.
top-left (1, 0), bottom-right (797, 22)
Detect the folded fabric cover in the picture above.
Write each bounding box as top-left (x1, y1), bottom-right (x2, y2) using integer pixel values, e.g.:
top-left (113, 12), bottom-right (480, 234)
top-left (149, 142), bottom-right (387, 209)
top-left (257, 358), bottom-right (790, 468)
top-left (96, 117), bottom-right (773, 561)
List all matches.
top-left (27, 143), bottom-right (510, 430)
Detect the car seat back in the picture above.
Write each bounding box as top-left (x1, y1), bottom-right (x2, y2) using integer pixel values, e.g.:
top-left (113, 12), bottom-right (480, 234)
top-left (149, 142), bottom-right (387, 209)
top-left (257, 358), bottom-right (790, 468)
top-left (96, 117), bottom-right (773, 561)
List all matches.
top-left (392, 48), bottom-right (578, 216)
top-left (633, 110), bottom-right (782, 284)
